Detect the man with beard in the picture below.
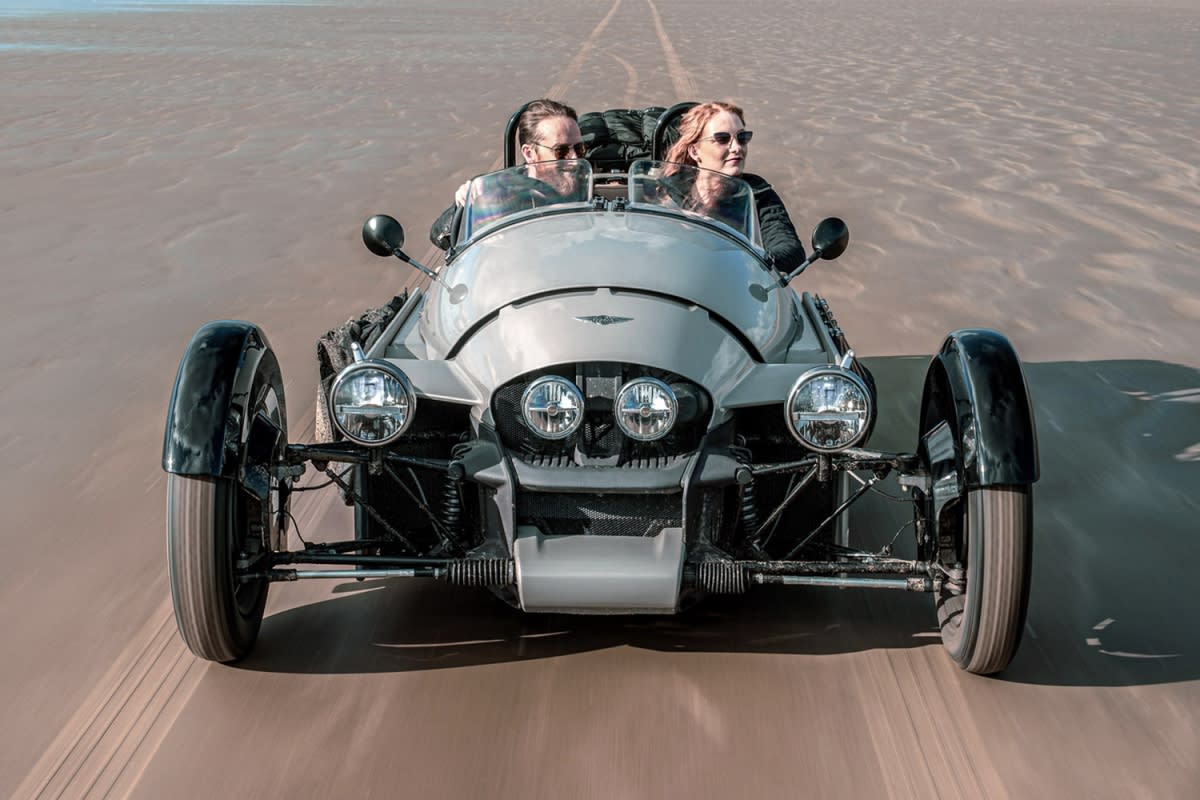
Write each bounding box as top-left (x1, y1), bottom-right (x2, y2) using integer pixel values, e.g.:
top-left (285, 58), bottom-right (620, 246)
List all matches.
top-left (430, 98), bottom-right (588, 249)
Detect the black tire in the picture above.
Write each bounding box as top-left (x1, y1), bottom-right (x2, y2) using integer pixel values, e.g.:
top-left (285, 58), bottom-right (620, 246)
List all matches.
top-left (167, 357), bottom-right (286, 662)
top-left (936, 486), bottom-right (1032, 675)
top-left (167, 474), bottom-right (269, 662)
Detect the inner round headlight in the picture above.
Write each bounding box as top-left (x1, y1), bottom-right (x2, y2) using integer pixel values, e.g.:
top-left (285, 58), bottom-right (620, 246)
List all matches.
top-left (614, 377), bottom-right (678, 441)
top-left (786, 367), bottom-right (872, 452)
top-left (521, 376), bottom-right (584, 440)
top-left (330, 361), bottom-right (416, 446)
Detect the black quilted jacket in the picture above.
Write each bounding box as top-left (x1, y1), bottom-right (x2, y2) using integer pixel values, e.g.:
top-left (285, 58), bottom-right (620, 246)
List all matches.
top-left (743, 173), bottom-right (806, 273)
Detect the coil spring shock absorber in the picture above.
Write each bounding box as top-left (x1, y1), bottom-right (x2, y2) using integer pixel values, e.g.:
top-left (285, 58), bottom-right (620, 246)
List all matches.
top-left (740, 479), bottom-right (759, 536)
top-left (440, 443), bottom-right (470, 538)
top-left (440, 476), bottom-right (461, 538)
top-left (732, 442), bottom-right (760, 551)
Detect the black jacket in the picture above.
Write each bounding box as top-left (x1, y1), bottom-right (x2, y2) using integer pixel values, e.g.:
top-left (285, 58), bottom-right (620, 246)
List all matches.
top-left (743, 173), bottom-right (805, 273)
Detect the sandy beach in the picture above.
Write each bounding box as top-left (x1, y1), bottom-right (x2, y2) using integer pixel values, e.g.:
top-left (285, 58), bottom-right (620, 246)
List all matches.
top-left (1, 0), bottom-right (1198, 797)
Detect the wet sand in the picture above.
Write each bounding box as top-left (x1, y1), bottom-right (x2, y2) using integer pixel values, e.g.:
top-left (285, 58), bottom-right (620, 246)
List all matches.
top-left (2, 1), bottom-right (1198, 797)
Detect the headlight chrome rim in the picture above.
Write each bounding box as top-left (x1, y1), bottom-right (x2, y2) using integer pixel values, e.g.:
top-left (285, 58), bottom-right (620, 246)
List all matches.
top-left (785, 366), bottom-right (873, 452)
top-left (521, 375), bottom-right (585, 440)
top-left (614, 377), bottom-right (678, 442)
top-left (330, 360), bottom-right (417, 446)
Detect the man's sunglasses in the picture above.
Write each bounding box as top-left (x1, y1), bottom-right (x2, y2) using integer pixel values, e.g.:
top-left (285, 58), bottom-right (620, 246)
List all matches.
top-left (702, 130), bottom-right (754, 146)
top-left (532, 141), bottom-right (589, 160)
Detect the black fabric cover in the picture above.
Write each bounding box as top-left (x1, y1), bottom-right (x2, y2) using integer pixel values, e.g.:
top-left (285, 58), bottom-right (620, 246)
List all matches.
top-left (578, 106), bottom-right (667, 173)
top-left (316, 291), bottom-right (409, 382)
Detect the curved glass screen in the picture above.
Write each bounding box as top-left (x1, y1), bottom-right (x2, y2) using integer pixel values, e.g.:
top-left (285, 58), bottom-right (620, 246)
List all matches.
top-left (460, 159), bottom-right (593, 242)
top-left (627, 160), bottom-right (759, 245)
top-left (456, 158), bottom-right (760, 249)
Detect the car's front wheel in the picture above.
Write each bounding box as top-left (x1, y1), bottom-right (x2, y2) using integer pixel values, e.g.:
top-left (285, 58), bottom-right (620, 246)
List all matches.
top-left (167, 356), bottom-right (285, 662)
top-left (936, 486), bottom-right (1032, 675)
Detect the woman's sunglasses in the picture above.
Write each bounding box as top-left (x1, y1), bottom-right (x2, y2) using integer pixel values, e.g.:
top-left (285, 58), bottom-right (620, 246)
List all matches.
top-left (702, 130), bottom-right (754, 146)
top-left (532, 141), bottom-right (589, 159)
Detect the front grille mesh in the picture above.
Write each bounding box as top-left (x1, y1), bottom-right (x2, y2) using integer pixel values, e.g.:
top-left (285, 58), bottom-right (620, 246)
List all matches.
top-left (517, 492), bottom-right (681, 537)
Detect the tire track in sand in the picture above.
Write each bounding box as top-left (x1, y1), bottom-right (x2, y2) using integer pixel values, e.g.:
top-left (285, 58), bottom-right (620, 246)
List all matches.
top-left (644, 0), bottom-right (697, 99)
top-left (10, 405), bottom-right (335, 799)
top-left (10, 603), bottom-right (202, 800)
top-left (606, 51), bottom-right (641, 109)
top-left (544, 0), bottom-right (624, 102)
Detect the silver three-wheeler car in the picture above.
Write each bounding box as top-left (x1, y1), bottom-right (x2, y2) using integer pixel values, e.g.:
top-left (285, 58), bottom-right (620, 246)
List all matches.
top-left (162, 104), bottom-right (1038, 675)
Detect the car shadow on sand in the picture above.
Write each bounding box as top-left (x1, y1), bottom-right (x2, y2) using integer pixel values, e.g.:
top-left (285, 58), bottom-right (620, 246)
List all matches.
top-left (238, 357), bottom-right (1199, 687)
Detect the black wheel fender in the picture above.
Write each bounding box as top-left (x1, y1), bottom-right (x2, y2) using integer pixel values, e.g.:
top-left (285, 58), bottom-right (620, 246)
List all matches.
top-left (162, 320), bottom-right (286, 481)
top-left (919, 328), bottom-right (1039, 489)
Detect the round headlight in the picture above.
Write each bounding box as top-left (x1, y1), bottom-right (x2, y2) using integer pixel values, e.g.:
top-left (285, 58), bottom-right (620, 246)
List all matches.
top-left (521, 376), bottom-right (584, 440)
top-left (330, 361), bottom-right (416, 446)
top-left (614, 377), bottom-right (678, 441)
top-left (786, 367), bottom-right (872, 452)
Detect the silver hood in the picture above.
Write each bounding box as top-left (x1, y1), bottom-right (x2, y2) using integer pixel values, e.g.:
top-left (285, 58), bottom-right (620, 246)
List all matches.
top-left (420, 210), bottom-right (796, 361)
top-left (451, 289), bottom-right (757, 411)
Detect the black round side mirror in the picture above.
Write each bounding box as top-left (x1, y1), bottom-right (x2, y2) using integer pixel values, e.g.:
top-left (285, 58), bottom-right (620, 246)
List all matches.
top-left (362, 215), bottom-right (406, 258)
top-left (811, 217), bottom-right (849, 261)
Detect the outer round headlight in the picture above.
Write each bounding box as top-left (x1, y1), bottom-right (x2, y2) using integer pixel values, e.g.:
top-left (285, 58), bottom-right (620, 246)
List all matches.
top-left (786, 367), bottom-right (872, 452)
top-left (614, 377), bottom-right (678, 441)
top-left (330, 361), bottom-right (416, 446)
top-left (521, 376), bottom-right (584, 440)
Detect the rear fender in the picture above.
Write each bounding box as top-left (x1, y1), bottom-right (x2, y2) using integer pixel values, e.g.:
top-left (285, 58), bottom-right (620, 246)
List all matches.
top-left (162, 321), bottom-right (283, 479)
top-left (920, 329), bottom-right (1039, 489)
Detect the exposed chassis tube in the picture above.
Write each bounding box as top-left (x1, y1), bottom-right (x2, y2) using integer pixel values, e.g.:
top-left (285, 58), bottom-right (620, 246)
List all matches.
top-left (748, 449), bottom-right (922, 478)
top-left (284, 444), bottom-right (920, 482)
top-left (745, 559), bottom-right (936, 591)
top-left (284, 442), bottom-right (452, 473)
top-left (257, 444), bottom-right (935, 594)
top-left (246, 549), bottom-right (940, 592)
top-left (755, 575), bottom-right (931, 591)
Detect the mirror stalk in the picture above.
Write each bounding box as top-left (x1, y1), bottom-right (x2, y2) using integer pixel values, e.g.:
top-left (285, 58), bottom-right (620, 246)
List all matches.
top-left (392, 247), bottom-right (466, 302)
top-left (393, 248), bottom-right (439, 282)
top-left (779, 217), bottom-right (850, 287)
top-left (783, 249), bottom-right (822, 285)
